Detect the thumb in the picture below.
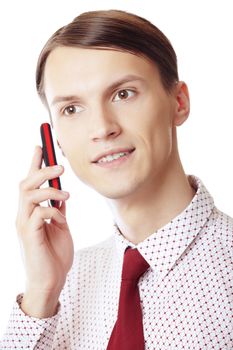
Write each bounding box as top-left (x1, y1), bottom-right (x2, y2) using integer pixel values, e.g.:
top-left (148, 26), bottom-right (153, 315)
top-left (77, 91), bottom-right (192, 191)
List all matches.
top-left (59, 200), bottom-right (67, 217)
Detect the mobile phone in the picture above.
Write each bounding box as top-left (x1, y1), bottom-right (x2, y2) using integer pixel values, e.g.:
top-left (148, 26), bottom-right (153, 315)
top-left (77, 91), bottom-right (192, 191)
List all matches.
top-left (40, 122), bottom-right (62, 209)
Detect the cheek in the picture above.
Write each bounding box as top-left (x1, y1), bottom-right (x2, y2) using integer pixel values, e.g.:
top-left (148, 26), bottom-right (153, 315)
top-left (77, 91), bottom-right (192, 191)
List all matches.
top-left (55, 125), bottom-right (86, 166)
top-left (136, 99), bottom-right (173, 157)
top-left (137, 95), bottom-right (170, 133)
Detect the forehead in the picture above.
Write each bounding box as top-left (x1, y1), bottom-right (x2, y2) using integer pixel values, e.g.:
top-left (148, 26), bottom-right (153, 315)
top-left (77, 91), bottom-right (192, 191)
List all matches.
top-left (44, 46), bottom-right (159, 82)
top-left (43, 46), bottom-right (162, 103)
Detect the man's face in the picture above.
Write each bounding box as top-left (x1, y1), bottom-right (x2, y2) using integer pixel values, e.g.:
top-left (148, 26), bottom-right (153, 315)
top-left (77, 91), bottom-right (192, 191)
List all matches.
top-left (44, 46), bottom-right (184, 200)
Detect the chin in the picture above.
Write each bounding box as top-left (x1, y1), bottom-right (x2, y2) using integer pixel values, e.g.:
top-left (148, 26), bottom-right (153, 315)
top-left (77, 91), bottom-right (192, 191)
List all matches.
top-left (94, 183), bottom-right (139, 200)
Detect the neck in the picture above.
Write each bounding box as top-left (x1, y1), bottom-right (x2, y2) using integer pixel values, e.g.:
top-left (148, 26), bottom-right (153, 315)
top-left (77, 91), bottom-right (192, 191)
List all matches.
top-left (107, 152), bottom-right (196, 245)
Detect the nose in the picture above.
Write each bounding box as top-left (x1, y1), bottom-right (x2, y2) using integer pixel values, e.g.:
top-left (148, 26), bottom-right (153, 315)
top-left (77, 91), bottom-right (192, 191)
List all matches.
top-left (89, 105), bottom-right (121, 142)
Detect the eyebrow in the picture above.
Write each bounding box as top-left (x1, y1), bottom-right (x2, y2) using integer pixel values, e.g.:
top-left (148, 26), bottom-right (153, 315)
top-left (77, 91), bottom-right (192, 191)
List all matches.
top-left (50, 74), bottom-right (146, 107)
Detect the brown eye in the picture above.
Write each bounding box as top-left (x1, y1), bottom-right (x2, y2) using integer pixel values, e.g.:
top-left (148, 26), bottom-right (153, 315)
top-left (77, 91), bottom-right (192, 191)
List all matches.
top-left (113, 89), bottom-right (135, 102)
top-left (63, 105), bottom-right (83, 116)
top-left (118, 90), bottom-right (129, 99)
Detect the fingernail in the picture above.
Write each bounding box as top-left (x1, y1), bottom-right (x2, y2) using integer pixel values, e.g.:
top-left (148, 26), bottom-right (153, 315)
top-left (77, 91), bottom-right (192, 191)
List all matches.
top-left (53, 165), bottom-right (63, 171)
top-left (61, 191), bottom-right (69, 197)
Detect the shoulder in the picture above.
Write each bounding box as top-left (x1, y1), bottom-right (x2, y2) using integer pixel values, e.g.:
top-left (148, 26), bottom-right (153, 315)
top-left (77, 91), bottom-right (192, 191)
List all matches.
top-left (211, 207), bottom-right (233, 258)
top-left (75, 235), bottom-right (115, 257)
top-left (214, 207), bottom-right (233, 238)
top-left (70, 235), bottom-right (115, 273)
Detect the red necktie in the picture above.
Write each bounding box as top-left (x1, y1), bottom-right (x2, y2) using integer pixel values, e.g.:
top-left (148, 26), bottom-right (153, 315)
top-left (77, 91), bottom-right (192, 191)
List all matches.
top-left (107, 246), bottom-right (150, 349)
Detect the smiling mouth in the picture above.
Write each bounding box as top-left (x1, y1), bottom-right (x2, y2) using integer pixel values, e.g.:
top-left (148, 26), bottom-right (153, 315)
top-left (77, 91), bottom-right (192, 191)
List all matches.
top-left (94, 149), bottom-right (135, 168)
top-left (96, 149), bottom-right (134, 163)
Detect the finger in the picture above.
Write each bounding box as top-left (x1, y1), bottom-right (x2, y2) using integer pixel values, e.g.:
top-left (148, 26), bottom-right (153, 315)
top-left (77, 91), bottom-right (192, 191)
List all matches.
top-left (58, 200), bottom-right (66, 217)
top-left (22, 164), bottom-right (64, 192)
top-left (28, 206), bottom-right (67, 235)
top-left (28, 188), bottom-right (69, 205)
top-left (19, 188), bottom-right (69, 225)
top-left (50, 200), bottom-right (67, 225)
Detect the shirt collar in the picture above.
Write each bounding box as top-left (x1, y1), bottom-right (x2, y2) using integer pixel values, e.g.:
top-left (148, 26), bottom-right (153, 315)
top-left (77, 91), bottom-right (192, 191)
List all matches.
top-left (112, 174), bottom-right (215, 280)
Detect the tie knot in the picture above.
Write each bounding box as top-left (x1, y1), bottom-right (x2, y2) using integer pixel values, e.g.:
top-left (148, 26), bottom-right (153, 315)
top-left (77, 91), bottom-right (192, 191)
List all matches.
top-left (121, 247), bottom-right (150, 282)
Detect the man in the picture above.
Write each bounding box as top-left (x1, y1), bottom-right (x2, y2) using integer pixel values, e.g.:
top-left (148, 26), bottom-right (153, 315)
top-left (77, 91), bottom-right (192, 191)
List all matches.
top-left (1, 9), bottom-right (232, 349)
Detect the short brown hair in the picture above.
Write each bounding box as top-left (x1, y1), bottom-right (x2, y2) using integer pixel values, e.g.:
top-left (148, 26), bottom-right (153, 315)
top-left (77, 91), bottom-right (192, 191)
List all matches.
top-left (36, 9), bottom-right (179, 107)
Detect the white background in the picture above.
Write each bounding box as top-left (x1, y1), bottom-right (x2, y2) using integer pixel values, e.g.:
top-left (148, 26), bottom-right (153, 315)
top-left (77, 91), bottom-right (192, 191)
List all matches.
top-left (0, 0), bottom-right (232, 336)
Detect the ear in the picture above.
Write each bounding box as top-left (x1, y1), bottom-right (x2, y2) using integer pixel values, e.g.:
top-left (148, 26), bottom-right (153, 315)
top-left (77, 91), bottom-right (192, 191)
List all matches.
top-left (56, 140), bottom-right (66, 157)
top-left (173, 81), bottom-right (190, 126)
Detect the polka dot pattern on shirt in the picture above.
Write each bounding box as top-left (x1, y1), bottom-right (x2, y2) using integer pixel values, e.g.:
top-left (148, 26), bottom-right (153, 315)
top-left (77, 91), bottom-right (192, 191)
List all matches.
top-left (1, 174), bottom-right (233, 349)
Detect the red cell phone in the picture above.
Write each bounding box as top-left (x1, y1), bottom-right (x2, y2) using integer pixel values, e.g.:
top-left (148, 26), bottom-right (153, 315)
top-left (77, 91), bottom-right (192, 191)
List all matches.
top-left (40, 122), bottom-right (62, 209)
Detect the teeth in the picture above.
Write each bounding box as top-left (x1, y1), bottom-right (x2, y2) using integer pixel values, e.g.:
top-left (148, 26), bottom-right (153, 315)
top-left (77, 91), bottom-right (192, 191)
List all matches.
top-left (98, 152), bottom-right (129, 163)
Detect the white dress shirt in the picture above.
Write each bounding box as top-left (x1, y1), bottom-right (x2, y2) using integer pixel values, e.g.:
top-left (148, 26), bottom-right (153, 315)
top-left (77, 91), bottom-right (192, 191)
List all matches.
top-left (1, 174), bottom-right (233, 349)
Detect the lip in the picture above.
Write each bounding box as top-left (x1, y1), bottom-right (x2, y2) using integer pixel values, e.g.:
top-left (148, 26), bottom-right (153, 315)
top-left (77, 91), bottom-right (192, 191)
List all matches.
top-left (94, 149), bottom-right (135, 168)
top-left (92, 147), bottom-right (135, 163)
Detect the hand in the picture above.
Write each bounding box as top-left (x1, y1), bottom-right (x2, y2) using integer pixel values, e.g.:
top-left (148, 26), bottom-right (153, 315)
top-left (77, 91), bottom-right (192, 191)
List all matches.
top-left (15, 145), bottom-right (74, 309)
